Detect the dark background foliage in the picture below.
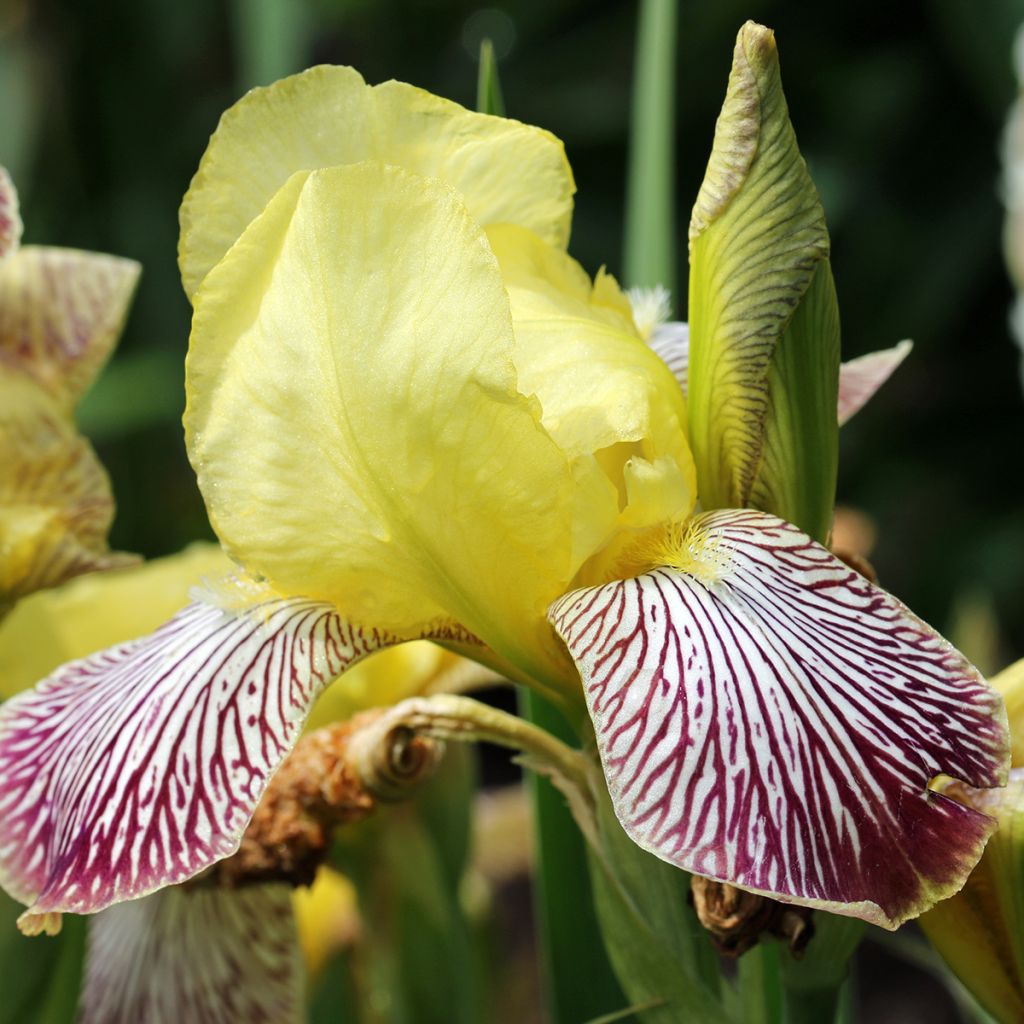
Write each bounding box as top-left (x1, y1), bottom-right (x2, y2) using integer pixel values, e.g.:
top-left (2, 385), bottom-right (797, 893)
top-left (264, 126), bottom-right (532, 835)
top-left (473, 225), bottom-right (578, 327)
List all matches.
top-left (3, 2), bottom-right (1024, 1019)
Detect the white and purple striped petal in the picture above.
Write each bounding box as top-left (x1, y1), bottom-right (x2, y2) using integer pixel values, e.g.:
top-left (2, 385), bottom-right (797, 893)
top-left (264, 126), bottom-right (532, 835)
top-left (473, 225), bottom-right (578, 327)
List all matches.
top-left (0, 167), bottom-right (22, 264)
top-left (80, 884), bottom-right (300, 1024)
top-left (837, 340), bottom-right (913, 425)
top-left (549, 508), bottom-right (1009, 928)
top-left (648, 321), bottom-right (690, 395)
top-left (0, 595), bottom-right (387, 919)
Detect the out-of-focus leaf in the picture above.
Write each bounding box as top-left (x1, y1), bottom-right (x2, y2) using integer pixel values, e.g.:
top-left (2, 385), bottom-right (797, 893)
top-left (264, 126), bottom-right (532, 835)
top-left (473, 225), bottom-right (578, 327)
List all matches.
top-left (0, 890), bottom-right (86, 1024)
top-left (75, 347), bottom-right (184, 441)
top-left (477, 39), bottom-right (506, 118)
top-left (624, 0), bottom-right (677, 297)
top-left (737, 944), bottom-right (783, 1024)
top-left (332, 746), bottom-right (483, 1024)
top-left (586, 785), bottom-right (725, 1024)
top-left (520, 690), bottom-right (626, 1024)
top-left (779, 914), bottom-right (864, 1024)
top-left (230, 0), bottom-right (310, 92)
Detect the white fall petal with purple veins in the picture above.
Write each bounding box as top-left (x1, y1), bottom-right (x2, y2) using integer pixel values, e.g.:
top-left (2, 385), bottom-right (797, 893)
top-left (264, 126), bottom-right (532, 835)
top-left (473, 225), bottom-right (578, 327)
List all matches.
top-left (835, 340), bottom-right (914, 426)
top-left (79, 884), bottom-right (301, 1024)
top-left (549, 508), bottom-right (1010, 928)
top-left (648, 321), bottom-right (690, 393)
top-left (0, 593), bottom-right (389, 921)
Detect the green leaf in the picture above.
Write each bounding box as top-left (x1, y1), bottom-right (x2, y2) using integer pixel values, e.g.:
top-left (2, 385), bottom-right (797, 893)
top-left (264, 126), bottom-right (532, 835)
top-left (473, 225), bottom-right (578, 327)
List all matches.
top-left (332, 747), bottom-right (483, 1024)
top-left (779, 914), bottom-right (864, 1024)
top-left (520, 689), bottom-right (626, 1024)
top-left (688, 21), bottom-right (839, 543)
top-left (586, 784), bottom-right (727, 1024)
top-left (738, 944), bottom-right (784, 1024)
top-left (749, 260), bottom-right (840, 543)
top-left (0, 891), bottom-right (85, 1024)
top-left (624, 0), bottom-right (678, 297)
top-left (477, 39), bottom-right (506, 118)
top-left (230, 0), bottom-right (310, 92)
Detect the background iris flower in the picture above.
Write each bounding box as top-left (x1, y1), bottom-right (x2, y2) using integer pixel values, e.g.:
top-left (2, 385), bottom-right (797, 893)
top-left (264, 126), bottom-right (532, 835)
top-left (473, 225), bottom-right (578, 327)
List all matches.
top-left (0, 167), bottom-right (139, 616)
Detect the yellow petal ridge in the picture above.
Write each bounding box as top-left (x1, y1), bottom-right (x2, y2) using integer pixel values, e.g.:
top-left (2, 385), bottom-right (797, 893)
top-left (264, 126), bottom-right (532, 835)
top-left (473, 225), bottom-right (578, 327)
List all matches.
top-left (487, 223), bottom-right (697, 579)
top-left (179, 65), bottom-right (575, 299)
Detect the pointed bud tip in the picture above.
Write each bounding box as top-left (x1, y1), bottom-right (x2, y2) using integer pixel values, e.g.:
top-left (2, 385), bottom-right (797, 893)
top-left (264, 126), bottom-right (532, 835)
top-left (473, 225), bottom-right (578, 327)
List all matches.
top-left (738, 21), bottom-right (777, 69)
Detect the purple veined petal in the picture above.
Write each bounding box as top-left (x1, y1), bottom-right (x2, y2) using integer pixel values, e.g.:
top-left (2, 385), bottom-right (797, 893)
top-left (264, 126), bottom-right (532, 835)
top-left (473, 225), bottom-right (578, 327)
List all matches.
top-left (0, 167), bottom-right (22, 264)
top-left (648, 320), bottom-right (690, 396)
top-left (0, 595), bottom-right (391, 919)
top-left (80, 884), bottom-right (301, 1024)
top-left (0, 245), bottom-right (140, 405)
top-left (549, 508), bottom-right (1010, 929)
top-left (836, 340), bottom-right (913, 426)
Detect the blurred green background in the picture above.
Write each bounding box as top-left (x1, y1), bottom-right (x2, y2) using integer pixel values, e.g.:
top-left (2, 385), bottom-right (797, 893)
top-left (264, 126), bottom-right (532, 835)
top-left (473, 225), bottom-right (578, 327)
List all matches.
top-left (4, 1), bottom-right (1024, 1020)
top-left (4, 0), bottom-right (1024, 669)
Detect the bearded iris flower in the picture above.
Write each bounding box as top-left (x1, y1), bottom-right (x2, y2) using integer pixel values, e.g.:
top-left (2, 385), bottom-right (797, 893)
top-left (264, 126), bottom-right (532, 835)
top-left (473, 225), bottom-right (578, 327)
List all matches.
top-left (0, 24), bottom-right (1010, 989)
top-left (0, 545), bottom-right (460, 1019)
top-left (0, 166), bottom-right (139, 615)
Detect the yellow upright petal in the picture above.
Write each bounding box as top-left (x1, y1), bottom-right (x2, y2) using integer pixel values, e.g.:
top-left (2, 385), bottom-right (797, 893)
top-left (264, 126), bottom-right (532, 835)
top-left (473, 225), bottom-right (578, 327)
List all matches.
top-left (920, 773), bottom-right (1024, 1023)
top-left (0, 368), bottom-right (134, 612)
top-left (488, 223), bottom-right (697, 578)
top-left (305, 641), bottom-right (456, 730)
top-left (995, 657), bottom-right (1024, 768)
top-left (0, 246), bottom-right (140, 407)
top-left (179, 65), bottom-right (574, 299)
top-left (186, 163), bottom-right (577, 689)
top-left (0, 542), bottom-right (230, 698)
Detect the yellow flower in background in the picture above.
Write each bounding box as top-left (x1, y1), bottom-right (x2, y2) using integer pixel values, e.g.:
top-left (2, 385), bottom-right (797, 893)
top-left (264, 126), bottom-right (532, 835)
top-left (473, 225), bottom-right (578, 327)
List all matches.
top-left (920, 659), bottom-right (1024, 1023)
top-left (292, 868), bottom-right (359, 980)
top-left (0, 543), bottom-right (232, 698)
top-left (0, 166), bottom-right (140, 615)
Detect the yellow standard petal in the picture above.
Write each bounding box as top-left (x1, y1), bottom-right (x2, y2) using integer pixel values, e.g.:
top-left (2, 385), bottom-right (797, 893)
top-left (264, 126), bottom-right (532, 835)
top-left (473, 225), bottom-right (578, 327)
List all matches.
top-left (920, 772), bottom-right (1024, 1023)
top-left (995, 656), bottom-right (1024, 768)
top-left (0, 246), bottom-right (140, 407)
top-left (0, 542), bottom-right (230, 698)
top-left (487, 223), bottom-right (697, 580)
top-left (179, 65), bottom-right (575, 299)
top-left (0, 367), bottom-right (134, 613)
top-left (186, 163), bottom-right (577, 689)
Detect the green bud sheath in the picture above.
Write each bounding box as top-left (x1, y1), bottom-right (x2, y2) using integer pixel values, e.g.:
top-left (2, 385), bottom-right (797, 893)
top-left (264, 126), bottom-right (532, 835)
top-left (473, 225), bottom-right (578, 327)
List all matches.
top-left (687, 21), bottom-right (839, 543)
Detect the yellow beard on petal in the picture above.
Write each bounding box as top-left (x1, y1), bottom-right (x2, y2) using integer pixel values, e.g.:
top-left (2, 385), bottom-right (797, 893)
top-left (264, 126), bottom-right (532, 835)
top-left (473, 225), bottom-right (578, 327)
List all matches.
top-left (606, 518), bottom-right (733, 588)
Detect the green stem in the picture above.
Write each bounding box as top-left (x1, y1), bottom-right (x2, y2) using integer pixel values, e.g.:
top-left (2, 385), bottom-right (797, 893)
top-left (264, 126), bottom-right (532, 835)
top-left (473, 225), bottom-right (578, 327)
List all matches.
top-left (347, 692), bottom-right (595, 808)
top-left (476, 39), bottom-right (506, 117)
top-left (739, 945), bottom-right (784, 1024)
top-left (624, 0), bottom-right (678, 299)
top-left (230, 0), bottom-right (309, 92)
top-left (520, 690), bottom-right (627, 1024)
